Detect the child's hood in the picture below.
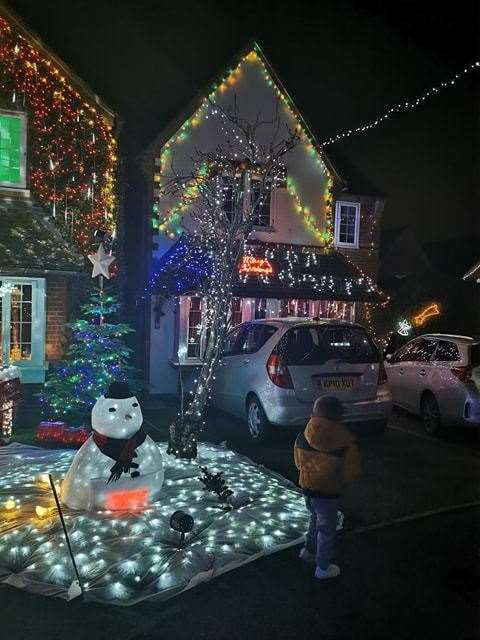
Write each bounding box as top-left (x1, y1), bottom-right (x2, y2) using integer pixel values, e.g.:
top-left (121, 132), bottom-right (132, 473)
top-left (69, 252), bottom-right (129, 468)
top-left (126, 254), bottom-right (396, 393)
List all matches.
top-left (304, 416), bottom-right (353, 452)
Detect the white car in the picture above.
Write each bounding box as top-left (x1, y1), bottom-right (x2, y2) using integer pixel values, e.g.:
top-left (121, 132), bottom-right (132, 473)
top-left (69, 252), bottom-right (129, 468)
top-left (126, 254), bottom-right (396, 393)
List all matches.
top-left (213, 318), bottom-right (392, 442)
top-left (386, 334), bottom-right (480, 435)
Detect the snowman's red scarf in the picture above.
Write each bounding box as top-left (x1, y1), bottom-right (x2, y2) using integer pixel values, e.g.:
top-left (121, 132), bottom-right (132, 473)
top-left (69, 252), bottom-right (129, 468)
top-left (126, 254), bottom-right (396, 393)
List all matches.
top-left (93, 427), bottom-right (147, 483)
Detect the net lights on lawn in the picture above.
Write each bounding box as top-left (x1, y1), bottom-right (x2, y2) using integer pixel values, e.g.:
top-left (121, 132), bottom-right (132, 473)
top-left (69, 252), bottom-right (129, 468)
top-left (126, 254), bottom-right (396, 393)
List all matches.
top-left (0, 16), bottom-right (117, 252)
top-left (0, 444), bottom-right (310, 605)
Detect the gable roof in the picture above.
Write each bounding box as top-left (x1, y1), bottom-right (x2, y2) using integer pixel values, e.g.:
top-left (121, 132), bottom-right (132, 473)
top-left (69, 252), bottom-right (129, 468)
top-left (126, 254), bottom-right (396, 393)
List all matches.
top-left (142, 41), bottom-right (343, 184)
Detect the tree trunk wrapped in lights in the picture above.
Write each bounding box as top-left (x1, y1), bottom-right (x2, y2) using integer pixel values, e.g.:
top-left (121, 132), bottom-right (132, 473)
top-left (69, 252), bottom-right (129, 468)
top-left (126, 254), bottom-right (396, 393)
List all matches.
top-left (162, 100), bottom-right (299, 458)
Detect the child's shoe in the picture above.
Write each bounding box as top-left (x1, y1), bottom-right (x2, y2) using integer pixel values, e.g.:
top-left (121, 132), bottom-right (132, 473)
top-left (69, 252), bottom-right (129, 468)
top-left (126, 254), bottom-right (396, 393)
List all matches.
top-left (314, 564), bottom-right (341, 580)
top-left (298, 548), bottom-right (316, 564)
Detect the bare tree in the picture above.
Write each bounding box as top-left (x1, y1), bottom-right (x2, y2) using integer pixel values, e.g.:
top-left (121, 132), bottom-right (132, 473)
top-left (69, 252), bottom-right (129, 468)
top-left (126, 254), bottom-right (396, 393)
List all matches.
top-left (160, 99), bottom-right (299, 458)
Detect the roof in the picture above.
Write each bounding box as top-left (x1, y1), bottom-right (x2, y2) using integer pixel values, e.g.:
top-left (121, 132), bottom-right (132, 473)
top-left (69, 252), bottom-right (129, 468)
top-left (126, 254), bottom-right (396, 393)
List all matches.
top-left (0, 196), bottom-right (85, 273)
top-left (422, 333), bottom-right (477, 343)
top-left (147, 238), bottom-right (384, 303)
top-left (142, 41), bottom-right (343, 184)
top-left (0, 3), bottom-right (117, 127)
top-left (247, 317), bottom-right (361, 327)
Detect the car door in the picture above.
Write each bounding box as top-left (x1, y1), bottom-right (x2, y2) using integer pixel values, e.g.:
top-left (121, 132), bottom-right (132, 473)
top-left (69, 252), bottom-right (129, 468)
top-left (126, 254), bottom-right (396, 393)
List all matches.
top-left (213, 325), bottom-right (245, 411)
top-left (387, 340), bottom-right (419, 408)
top-left (402, 338), bottom-right (438, 411)
top-left (226, 323), bottom-right (278, 416)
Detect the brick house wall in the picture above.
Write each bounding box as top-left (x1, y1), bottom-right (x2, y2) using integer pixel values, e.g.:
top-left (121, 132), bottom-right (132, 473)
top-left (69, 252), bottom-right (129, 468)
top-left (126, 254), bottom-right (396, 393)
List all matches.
top-left (45, 275), bottom-right (68, 361)
top-left (336, 195), bottom-right (384, 281)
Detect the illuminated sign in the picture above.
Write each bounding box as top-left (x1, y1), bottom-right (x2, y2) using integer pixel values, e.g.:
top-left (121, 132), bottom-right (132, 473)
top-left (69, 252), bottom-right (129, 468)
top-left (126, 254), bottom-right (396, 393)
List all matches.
top-left (239, 256), bottom-right (274, 276)
top-left (413, 303), bottom-right (441, 327)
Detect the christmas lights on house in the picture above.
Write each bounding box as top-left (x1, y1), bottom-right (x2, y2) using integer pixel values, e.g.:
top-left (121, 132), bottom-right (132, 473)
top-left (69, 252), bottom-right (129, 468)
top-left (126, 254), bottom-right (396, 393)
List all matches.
top-left (0, 15), bottom-right (117, 253)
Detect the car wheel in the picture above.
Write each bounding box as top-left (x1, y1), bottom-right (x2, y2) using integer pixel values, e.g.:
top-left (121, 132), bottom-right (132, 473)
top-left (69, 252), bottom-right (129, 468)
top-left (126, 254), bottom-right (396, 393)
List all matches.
top-left (246, 396), bottom-right (272, 443)
top-left (421, 393), bottom-right (443, 436)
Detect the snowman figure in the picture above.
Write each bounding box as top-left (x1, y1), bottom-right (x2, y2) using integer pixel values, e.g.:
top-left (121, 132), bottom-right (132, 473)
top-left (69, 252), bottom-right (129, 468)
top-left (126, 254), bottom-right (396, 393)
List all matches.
top-left (62, 382), bottom-right (164, 511)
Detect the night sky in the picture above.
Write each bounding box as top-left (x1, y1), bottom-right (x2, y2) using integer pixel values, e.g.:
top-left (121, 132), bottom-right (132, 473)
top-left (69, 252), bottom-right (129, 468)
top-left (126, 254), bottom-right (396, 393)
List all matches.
top-left (7, 0), bottom-right (480, 243)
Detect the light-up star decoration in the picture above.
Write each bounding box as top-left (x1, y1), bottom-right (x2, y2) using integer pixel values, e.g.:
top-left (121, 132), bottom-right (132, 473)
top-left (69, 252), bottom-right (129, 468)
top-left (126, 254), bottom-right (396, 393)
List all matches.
top-left (88, 243), bottom-right (115, 279)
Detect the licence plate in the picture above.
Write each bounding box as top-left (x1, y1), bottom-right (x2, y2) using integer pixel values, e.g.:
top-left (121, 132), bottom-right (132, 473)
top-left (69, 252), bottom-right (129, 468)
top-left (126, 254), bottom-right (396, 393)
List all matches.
top-left (318, 376), bottom-right (357, 391)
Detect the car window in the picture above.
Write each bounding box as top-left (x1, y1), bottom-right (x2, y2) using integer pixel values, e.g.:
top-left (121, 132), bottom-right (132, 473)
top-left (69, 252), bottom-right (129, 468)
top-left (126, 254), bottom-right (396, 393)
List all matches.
top-left (396, 338), bottom-right (437, 363)
top-left (434, 340), bottom-right (460, 362)
top-left (278, 325), bottom-right (380, 365)
top-left (470, 343), bottom-right (480, 367)
top-left (221, 325), bottom-right (245, 356)
top-left (238, 324), bottom-right (277, 354)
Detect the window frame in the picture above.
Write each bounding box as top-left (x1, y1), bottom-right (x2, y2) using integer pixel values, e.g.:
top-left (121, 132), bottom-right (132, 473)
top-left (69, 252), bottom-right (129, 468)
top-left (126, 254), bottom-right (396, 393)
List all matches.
top-left (334, 201), bottom-right (360, 248)
top-left (0, 276), bottom-right (46, 382)
top-left (250, 175), bottom-right (273, 229)
top-left (0, 109), bottom-right (27, 189)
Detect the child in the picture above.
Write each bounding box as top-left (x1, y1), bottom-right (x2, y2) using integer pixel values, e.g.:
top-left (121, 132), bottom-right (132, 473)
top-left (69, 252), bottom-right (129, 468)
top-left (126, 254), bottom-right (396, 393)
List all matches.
top-left (294, 395), bottom-right (361, 580)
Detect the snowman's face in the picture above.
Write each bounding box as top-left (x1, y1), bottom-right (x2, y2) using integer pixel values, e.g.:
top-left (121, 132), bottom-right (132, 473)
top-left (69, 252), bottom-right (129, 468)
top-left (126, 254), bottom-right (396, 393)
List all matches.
top-left (92, 395), bottom-right (143, 438)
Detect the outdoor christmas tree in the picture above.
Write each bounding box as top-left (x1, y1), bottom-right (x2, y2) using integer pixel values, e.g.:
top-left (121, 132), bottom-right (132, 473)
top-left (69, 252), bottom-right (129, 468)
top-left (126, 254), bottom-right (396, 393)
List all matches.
top-left (39, 244), bottom-right (137, 425)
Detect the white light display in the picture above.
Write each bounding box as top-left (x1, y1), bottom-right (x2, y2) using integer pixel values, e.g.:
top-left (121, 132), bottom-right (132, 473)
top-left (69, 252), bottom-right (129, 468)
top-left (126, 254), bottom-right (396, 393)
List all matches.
top-left (0, 442), bottom-right (312, 605)
top-left (61, 394), bottom-right (164, 511)
top-left (397, 319), bottom-right (412, 337)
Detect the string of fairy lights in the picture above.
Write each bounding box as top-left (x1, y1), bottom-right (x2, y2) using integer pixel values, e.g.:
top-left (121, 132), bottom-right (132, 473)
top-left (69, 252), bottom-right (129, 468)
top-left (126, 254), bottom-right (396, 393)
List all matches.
top-left (153, 47), bottom-right (479, 253)
top-left (321, 60), bottom-right (480, 147)
top-left (0, 15), bottom-right (117, 253)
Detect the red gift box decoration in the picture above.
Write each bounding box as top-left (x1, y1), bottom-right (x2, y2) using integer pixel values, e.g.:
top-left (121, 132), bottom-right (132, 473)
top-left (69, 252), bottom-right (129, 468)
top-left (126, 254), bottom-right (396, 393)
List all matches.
top-left (36, 422), bottom-right (90, 446)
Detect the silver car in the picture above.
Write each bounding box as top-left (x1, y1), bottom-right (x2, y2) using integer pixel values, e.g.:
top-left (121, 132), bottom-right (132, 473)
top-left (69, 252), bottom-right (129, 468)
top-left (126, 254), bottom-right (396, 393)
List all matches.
top-left (213, 318), bottom-right (392, 442)
top-left (386, 334), bottom-right (480, 435)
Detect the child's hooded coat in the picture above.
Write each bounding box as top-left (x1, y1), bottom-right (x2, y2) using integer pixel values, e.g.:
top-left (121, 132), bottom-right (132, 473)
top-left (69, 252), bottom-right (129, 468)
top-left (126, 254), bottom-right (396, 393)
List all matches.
top-left (294, 416), bottom-right (361, 496)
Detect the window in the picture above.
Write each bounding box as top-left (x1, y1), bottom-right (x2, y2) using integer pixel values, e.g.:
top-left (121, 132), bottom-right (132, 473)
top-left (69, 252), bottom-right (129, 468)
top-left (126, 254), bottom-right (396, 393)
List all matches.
top-left (334, 201), bottom-right (360, 247)
top-left (230, 297), bottom-right (243, 327)
top-left (0, 110), bottom-right (27, 188)
top-left (0, 277), bottom-right (46, 382)
top-left (434, 340), bottom-right (460, 362)
top-left (221, 176), bottom-right (237, 221)
top-left (221, 325), bottom-right (244, 356)
top-left (277, 325), bottom-right (379, 366)
top-left (186, 296), bottom-right (204, 359)
top-left (250, 178), bottom-right (272, 227)
top-left (238, 323), bottom-right (277, 354)
top-left (394, 339), bottom-right (436, 363)
top-left (254, 298), bottom-right (267, 319)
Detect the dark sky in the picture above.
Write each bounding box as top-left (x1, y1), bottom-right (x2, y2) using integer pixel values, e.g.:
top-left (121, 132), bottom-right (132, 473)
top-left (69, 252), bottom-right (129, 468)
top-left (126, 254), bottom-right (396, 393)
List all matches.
top-left (7, 0), bottom-right (480, 243)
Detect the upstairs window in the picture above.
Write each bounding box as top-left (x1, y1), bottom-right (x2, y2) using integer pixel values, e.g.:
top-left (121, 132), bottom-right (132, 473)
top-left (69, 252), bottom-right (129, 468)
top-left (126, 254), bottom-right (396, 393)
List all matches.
top-left (221, 176), bottom-right (237, 221)
top-left (334, 201), bottom-right (360, 248)
top-left (250, 178), bottom-right (272, 227)
top-left (0, 110), bottom-right (27, 188)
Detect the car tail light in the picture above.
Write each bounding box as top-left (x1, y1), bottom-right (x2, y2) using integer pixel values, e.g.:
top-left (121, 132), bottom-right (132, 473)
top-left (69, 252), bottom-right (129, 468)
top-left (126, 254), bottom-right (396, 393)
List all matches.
top-left (266, 353), bottom-right (293, 389)
top-left (451, 366), bottom-right (472, 383)
top-left (378, 361), bottom-right (388, 385)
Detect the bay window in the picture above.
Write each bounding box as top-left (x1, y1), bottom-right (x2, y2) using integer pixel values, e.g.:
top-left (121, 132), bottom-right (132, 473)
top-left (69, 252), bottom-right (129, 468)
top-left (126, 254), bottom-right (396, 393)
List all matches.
top-left (0, 277), bottom-right (46, 382)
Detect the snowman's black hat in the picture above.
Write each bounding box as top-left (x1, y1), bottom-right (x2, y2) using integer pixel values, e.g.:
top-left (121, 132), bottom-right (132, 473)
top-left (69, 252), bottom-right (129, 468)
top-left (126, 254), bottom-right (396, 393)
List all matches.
top-left (105, 381), bottom-right (133, 399)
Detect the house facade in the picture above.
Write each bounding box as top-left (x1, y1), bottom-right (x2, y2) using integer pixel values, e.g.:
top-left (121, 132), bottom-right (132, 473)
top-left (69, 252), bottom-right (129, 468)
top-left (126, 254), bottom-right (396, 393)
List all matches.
top-left (0, 5), bottom-right (118, 382)
top-left (142, 44), bottom-right (385, 393)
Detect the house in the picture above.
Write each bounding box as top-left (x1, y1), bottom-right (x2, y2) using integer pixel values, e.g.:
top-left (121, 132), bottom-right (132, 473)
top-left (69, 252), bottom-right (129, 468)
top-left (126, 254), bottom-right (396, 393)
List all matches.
top-left (0, 5), bottom-right (118, 382)
top-left (141, 44), bottom-right (386, 393)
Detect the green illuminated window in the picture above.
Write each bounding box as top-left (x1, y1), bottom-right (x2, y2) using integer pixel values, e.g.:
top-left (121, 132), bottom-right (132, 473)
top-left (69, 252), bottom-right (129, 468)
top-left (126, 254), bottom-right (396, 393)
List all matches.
top-left (0, 111), bottom-right (26, 187)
